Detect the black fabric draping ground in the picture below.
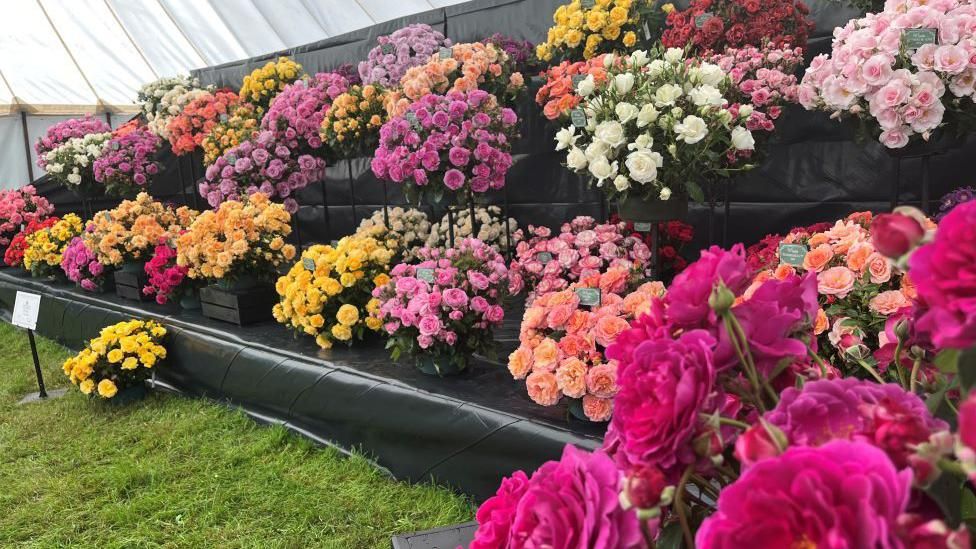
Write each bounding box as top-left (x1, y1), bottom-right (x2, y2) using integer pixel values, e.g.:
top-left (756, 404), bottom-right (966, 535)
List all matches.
top-left (0, 268), bottom-right (601, 500)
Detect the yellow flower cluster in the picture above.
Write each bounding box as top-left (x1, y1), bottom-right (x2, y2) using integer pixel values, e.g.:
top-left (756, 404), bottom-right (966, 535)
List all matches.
top-left (320, 84), bottom-right (388, 159)
top-left (62, 319), bottom-right (167, 399)
top-left (202, 103), bottom-right (261, 165)
top-left (23, 213), bottom-right (84, 277)
top-left (239, 56), bottom-right (303, 111)
top-left (273, 227), bottom-right (395, 349)
top-left (176, 192), bottom-right (296, 281)
top-left (537, 0), bottom-right (649, 61)
top-left (86, 193), bottom-right (198, 267)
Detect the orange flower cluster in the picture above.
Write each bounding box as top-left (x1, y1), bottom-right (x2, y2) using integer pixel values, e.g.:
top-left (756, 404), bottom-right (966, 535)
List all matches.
top-left (167, 89), bottom-right (240, 156)
top-left (86, 193), bottom-right (198, 267)
top-left (536, 55), bottom-right (612, 120)
top-left (175, 193), bottom-right (297, 281)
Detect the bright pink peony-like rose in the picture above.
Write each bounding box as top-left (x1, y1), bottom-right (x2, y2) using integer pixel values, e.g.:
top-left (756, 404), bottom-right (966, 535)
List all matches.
top-left (872, 212), bottom-right (925, 259)
top-left (469, 471), bottom-right (529, 549)
top-left (665, 244), bottom-right (750, 330)
top-left (696, 440), bottom-right (913, 548)
top-left (959, 392), bottom-right (976, 452)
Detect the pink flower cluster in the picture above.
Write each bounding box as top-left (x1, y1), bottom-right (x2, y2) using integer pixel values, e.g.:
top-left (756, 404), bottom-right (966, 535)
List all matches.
top-left (200, 130), bottom-right (326, 213)
top-left (0, 185), bottom-right (53, 248)
top-left (93, 125), bottom-right (161, 198)
top-left (260, 72), bottom-right (349, 153)
top-left (507, 269), bottom-right (665, 422)
top-left (511, 216), bottom-right (652, 299)
top-left (143, 241), bottom-right (189, 305)
top-left (371, 90), bottom-right (518, 200)
top-left (60, 236), bottom-right (106, 292)
top-left (34, 116), bottom-right (111, 169)
top-left (799, 0), bottom-right (976, 148)
top-left (373, 238), bottom-right (521, 369)
top-left (358, 23), bottom-right (451, 87)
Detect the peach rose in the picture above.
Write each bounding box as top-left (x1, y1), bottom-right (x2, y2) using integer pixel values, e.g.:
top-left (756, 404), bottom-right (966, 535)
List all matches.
top-left (900, 273), bottom-right (917, 300)
top-left (546, 304), bottom-right (576, 330)
top-left (558, 333), bottom-right (592, 358)
top-left (599, 268), bottom-right (629, 295)
top-left (831, 232), bottom-right (864, 255)
top-left (869, 290), bottom-right (911, 316)
top-left (555, 357), bottom-right (588, 398)
top-left (773, 264), bottom-right (796, 280)
top-left (817, 266), bottom-right (856, 298)
top-left (802, 244), bottom-right (834, 273)
top-left (638, 280), bottom-right (666, 297)
top-left (532, 337), bottom-right (560, 371)
top-left (526, 371), bottom-right (561, 406)
top-left (521, 306), bottom-right (546, 329)
top-left (825, 220), bottom-right (860, 241)
top-left (845, 242), bottom-right (874, 273)
top-left (566, 310), bottom-right (590, 334)
top-left (582, 395), bottom-right (613, 422)
top-left (867, 252), bottom-right (892, 284)
top-left (622, 292), bottom-right (651, 316)
top-left (585, 362), bottom-right (618, 398)
top-left (807, 233), bottom-right (830, 247)
top-left (593, 315), bottom-right (629, 347)
top-left (546, 289), bottom-right (580, 307)
top-left (814, 308), bottom-right (829, 335)
top-left (508, 347), bottom-right (533, 379)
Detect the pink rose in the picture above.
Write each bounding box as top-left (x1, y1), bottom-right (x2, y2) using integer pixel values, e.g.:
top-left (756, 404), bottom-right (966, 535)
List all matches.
top-left (525, 371), bottom-right (561, 406)
top-left (871, 211), bottom-right (925, 259)
top-left (880, 127), bottom-right (910, 149)
top-left (867, 252), bottom-right (893, 284)
top-left (934, 44), bottom-right (968, 74)
top-left (417, 315), bottom-right (442, 336)
top-left (817, 266), bottom-right (856, 299)
top-left (869, 290), bottom-right (911, 315)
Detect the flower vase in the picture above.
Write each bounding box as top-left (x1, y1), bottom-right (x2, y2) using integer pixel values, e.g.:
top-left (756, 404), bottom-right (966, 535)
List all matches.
top-left (617, 194), bottom-right (689, 223)
top-left (568, 398), bottom-right (592, 423)
top-left (100, 383), bottom-right (148, 406)
top-left (120, 261), bottom-right (146, 274)
top-left (216, 274), bottom-right (259, 292)
top-left (415, 356), bottom-right (466, 377)
top-left (179, 289), bottom-right (201, 311)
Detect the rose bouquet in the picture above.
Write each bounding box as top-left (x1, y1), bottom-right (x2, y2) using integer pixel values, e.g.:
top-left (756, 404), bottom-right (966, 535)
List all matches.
top-left (24, 214), bottom-right (84, 278)
top-left (661, 0), bottom-right (813, 53)
top-left (560, 47), bottom-right (760, 208)
top-left (320, 84), bottom-right (389, 159)
top-left (535, 55), bottom-right (611, 121)
top-left (260, 71), bottom-right (350, 154)
top-left (239, 56), bottom-right (303, 113)
top-left (93, 125), bottom-right (161, 198)
top-left (62, 319), bottom-right (167, 400)
top-left (176, 193), bottom-right (296, 283)
top-left (612, 214), bottom-right (694, 277)
top-left (4, 217), bottom-right (58, 268)
top-left (745, 219), bottom-right (833, 271)
top-left (372, 238), bottom-right (521, 375)
top-left (536, 0), bottom-right (664, 63)
top-left (61, 237), bottom-right (109, 292)
top-left (511, 216), bottom-right (652, 299)
top-left (167, 89), bottom-right (240, 156)
top-left (85, 193), bottom-right (196, 269)
top-left (799, 1), bottom-right (976, 149)
top-left (147, 86), bottom-right (212, 139)
top-left (199, 130), bottom-right (326, 213)
top-left (937, 185), bottom-right (976, 221)
top-left (425, 206), bottom-right (521, 254)
top-left (358, 23), bottom-right (452, 87)
top-left (273, 229), bottom-right (395, 349)
top-left (355, 207), bottom-right (431, 262)
top-left (138, 75), bottom-right (211, 138)
top-left (372, 90), bottom-right (519, 204)
top-left (141, 240), bottom-right (198, 306)
top-left (0, 185), bottom-right (54, 251)
top-left (508, 270), bottom-right (665, 422)
top-left (484, 34), bottom-right (542, 75)
top-left (201, 103), bottom-right (261, 165)
top-left (34, 116), bottom-right (111, 170)
top-left (43, 132), bottom-right (114, 195)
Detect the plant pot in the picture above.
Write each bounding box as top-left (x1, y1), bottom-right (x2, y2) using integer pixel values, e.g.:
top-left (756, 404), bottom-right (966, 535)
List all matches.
top-left (415, 356), bottom-right (466, 377)
top-left (179, 289), bottom-right (201, 311)
top-left (199, 284), bottom-right (276, 325)
top-left (886, 131), bottom-right (967, 159)
top-left (120, 261), bottom-right (146, 274)
top-left (567, 398), bottom-right (608, 423)
top-left (215, 274), bottom-right (259, 292)
top-left (101, 383), bottom-right (148, 406)
top-left (617, 194), bottom-right (689, 223)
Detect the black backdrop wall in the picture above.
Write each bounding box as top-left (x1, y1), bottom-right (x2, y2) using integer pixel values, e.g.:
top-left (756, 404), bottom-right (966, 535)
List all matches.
top-left (37, 0), bottom-right (976, 251)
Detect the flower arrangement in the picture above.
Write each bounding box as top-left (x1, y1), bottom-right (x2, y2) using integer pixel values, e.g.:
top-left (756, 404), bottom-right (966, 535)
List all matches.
top-left (938, 185), bottom-right (976, 221)
top-left (0, 185), bottom-right (53, 251)
top-left (201, 103), bottom-right (261, 165)
top-left (239, 56), bottom-right (303, 113)
top-left (484, 34), bottom-right (542, 75)
top-left (138, 75), bottom-right (210, 138)
top-left (320, 84), bottom-right (389, 159)
top-left (85, 193), bottom-right (196, 268)
top-left (43, 132), bottom-right (113, 195)
top-left (93, 125), bottom-right (161, 198)
top-left (535, 0), bottom-right (664, 63)
top-left (511, 216), bottom-right (652, 299)
top-left (34, 116), bottom-right (111, 170)
top-left (273, 229), bottom-right (395, 349)
top-left (199, 130), bottom-right (326, 213)
top-left (167, 89), bottom-right (239, 156)
top-left (142, 241), bottom-right (194, 305)
top-left (535, 55), bottom-right (611, 121)
top-left (372, 90), bottom-right (519, 204)
top-left (23, 214), bottom-right (84, 278)
top-left (4, 217), bottom-right (58, 268)
top-left (798, 1), bottom-right (976, 149)
top-left (355, 207), bottom-right (431, 262)
top-left (372, 238), bottom-right (522, 374)
top-left (62, 319), bottom-right (167, 400)
top-left (176, 193), bottom-right (296, 283)
top-left (260, 72), bottom-right (350, 154)
top-left (508, 271), bottom-right (665, 421)
top-left (425, 206), bottom-right (521, 254)
top-left (61, 237), bottom-right (109, 292)
top-left (560, 47), bottom-right (761, 204)
top-left (661, 0), bottom-right (813, 53)
top-left (147, 86), bottom-right (213, 139)
top-left (358, 23), bottom-right (452, 87)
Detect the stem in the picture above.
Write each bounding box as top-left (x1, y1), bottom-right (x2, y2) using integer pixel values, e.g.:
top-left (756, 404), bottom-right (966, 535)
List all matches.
top-left (674, 466), bottom-right (695, 549)
top-left (689, 473), bottom-right (721, 500)
top-left (856, 358), bottom-right (887, 384)
top-left (892, 338), bottom-right (908, 389)
top-left (715, 462), bottom-right (739, 482)
top-left (807, 345), bottom-right (830, 377)
top-left (640, 521), bottom-right (657, 549)
top-left (939, 458), bottom-right (967, 479)
top-left (723, 314), bottom-right (765, 413)
top-left (910, 357), bottom-right (921, 394)
top-left (700, 413), bottom-right (751, 431)
top-left (728, 313), bottom-right (779, 407)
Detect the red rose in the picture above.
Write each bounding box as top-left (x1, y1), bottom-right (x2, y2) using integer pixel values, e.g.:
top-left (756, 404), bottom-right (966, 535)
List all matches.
top-left (725, 23), bottom-right (746, 45)
top-left (701, 17), bottom-right (725, 40)
top-left (623, 465), bottom-right (669, 510)
top-left (871, 212), bottom-right (926, 259)
top-left (743, 0), bottom-right (761, 12)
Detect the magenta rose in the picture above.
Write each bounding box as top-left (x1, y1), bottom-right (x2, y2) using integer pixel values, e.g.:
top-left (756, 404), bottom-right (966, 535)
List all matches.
top-left (665, 245), bottom-right (750, 330)
top-left (872, 211), bottom-right (925, 259)
top-left (469, 471), bottom-right (529, 549)
top-left (959, 392), bottom-right (976, 452)
top-left (696, 440), bottom-right (913, 548)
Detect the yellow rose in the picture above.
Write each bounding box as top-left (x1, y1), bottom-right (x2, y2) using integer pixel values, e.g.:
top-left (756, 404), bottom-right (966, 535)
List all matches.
top-left (586, 10), bottom-right (607, 31)
top-left (336, 304), bottom-right (360, 327)
top-left (622, 31), bottom-right (638, 47)
top-left (365, 316), bottom-right (382, 331)
top-left (602, 25), bottom-right (621, 40)
top-left (565, 29), bottom-right (585, 47)
top-left (309, 314), bottom-right (325, 329)
top-left (140, 352), bottom-right (157, 367)
top-left (315, 334), bottom-right (333, 349)
top-left (97, 379), bottom-right (118, 399)
top-left (340, 272), bottom-right (356, 287)
top-left (661, 3), bottom-right (675, 14)
top-left (373, 273), bottom-right (391, 288)
top-left (79, 379), bottom-right (95, 395)
top-left (122, 357), bottom-right (139, 370)
top-left (609, 6), bottom-right (628, 25)
top-left (107, 349), bottom-right (124, 363)
top-left (331, 324), bottom-right (352, 341)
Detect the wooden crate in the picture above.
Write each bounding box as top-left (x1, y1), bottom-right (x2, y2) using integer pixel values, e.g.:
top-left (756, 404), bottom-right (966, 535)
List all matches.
top-left (199, 284), bottom-right (277, 326)
top-left (113, 270), bottom-right (150, 301)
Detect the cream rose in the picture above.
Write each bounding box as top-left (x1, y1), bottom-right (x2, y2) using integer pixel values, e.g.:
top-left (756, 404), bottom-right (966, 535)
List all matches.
top-left (588, 156), bottom-right (618, 183)
top-left (625, 149), bottom-right (662, 183)
top-left (594, 120), bottom-right (627, 148)
top-left (731, 126), bottom-right (755, 150)
top-left (654, 84), bottom-right (683, 107)
top-left (674, 115), bottom-right (708, 144)
top-left (615, 102), bottom-right (640, 124)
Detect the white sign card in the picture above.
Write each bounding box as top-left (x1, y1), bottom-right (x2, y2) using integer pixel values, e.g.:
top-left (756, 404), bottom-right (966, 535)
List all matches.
top-left (12, 291), bottom-right (41, 331)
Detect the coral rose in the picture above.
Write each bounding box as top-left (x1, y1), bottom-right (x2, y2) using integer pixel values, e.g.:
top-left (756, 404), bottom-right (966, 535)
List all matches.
top-left (801, 243), bottom-right (833, 272)
top-left (869, 290), bottom-right (911, 316)
top-left (555, 357), bottom-right (587, 398)
top-left (585, 362), bottom-right (618, 399)
top-left (593, 315), bottom-right (629, 347)
top-left (582, 395), bottom-right (613, 422)
top-left (817, 266), bottom-right (856, 298)
top-left (525, 371), bottom-right (561, 406)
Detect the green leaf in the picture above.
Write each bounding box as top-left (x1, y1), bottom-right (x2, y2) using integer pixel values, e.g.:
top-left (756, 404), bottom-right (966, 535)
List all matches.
top-left (961, 486), bottom-right (976, 526)
top-left (925, 473), bottom-right (964, 527)
top-left (926, 384), bottom-right (957, 425)
top-left (657, 522), bottom-right (685, 549)
top-left (959, 348), bottom-right (976, 394)
top-left (934, 349), bottom-right (961, 374)
top-left (685, 180), bottom-right (704, 202)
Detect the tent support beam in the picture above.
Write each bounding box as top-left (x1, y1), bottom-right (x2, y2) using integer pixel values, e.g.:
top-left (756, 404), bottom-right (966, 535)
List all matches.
top-left (21, 111), bottom-right (34, 183)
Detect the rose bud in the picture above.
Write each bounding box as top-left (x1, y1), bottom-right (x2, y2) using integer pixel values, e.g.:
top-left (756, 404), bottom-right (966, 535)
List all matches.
top-left (620, 465), bottom-right (672, 512)
top-left (871, 212), bottom-right (925, 259)
top-left (734, 421), bottom-right (787, 468)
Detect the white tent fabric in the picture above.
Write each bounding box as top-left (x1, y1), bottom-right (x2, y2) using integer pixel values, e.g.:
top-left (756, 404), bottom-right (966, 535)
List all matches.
top-left (0, 0), bottom-right (469, 187)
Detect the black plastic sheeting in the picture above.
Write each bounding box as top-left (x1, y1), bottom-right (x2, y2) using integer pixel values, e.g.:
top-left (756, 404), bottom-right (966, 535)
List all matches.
top-left (0, 269), bottom-right (601, 500)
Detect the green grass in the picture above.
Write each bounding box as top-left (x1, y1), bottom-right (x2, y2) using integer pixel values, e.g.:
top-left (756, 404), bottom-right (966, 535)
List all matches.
top-left (0, 321), bottom-right (472, 548)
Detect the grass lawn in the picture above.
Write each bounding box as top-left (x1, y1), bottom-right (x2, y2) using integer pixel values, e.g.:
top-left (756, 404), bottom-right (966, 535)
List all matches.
top-left (0, 321), bottom-right (472, 548)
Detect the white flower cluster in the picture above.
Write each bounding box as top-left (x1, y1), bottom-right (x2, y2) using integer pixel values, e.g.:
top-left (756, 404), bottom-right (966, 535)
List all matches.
top-left (43, 132), bottom-right (113, 189)
top-left (357, 207), bottom-right (432, 261)
top-left (558, 48), bottom-right (757, 202)
top-left (426, 206), bottom-right (521, 253)
top-left (140, 76), bottom-right (213, 139)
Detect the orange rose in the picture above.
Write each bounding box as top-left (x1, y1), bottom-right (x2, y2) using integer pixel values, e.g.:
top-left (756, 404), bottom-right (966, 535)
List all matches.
top-left (867, 252), bottom-right (892, 284)
top-left (869, 290), bottom-right (911, 316)
top-left (901, 273), bottom-right (917, 300)
top-left (593, 315), bottom-right (629, 347)
top-left (566, 310), bottom-right (590, 334)
top-left (525, 371), bottom-right (561, 406)
top-left (773, 264), bottom-right (796, 280)
top-left (582, 395), bottom-right (612, 422)
top-left (802, 244), bottom-right (834, 273)
top-left (555, 357), bottom-right (588, 398)
top-left (845, 242), bottom-right (874, 273)
top-left (807, 233), bottom-right (830, 247)
top-left (532, 337), bottom-right (560, 371)
top-left (814, 308), bottom-right (828, 335)
top-left (507, 346), bottom-right (534, 379)
top-left (558, 333), bottom-right (591, 358)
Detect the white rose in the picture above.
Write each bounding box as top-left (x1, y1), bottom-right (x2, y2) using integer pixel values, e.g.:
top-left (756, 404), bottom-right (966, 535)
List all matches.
top-left (594, 121), bottom-right (627, 148)
top-left (555, 126), bottom-right (578, 151)
top-left (738, 104), bottom-right (754, 118)
top-left (604, 53), bottom-right (616, 68)
top-left (588, 156), bottom-right (618, 183)
top-left (625, 150), bottom-right (660, 184)
top-left (566, 146), bottom-right (589, 170)
top-left (67, 173), bottom-right (82, 185)
top-left (629, 50), bottom-right (649, 68)
top-left (637, 104), bottom-right (659, 128)
top-left (697, 63), bottom-right (726, 87)
top-left (613, 174), bottom-right (631, 191)
top-left (660, 187), bottom-right (672, 200)
top-left (647, 60), bottom-right (666, 79)
top-left (654, 84), bottom-right (683, 107)
top-left (731, 126), bottom-right (756, 150)
top-left (615, 102), bottom-right (640, 124)
top-left (674, 115), bottom-right (709, 144)
top-left (577, 75), bottom-right (596, 97)
top-left (664, 48), bottom-right (684, 64)
top-left (629, 133), bottom-right (653, 150)
top-left (613, 73), bottom-right (636, 95)
top-left (689, 85), bottom-right (724, 107)
top-left (584, 141), bottom-right (610, 162)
